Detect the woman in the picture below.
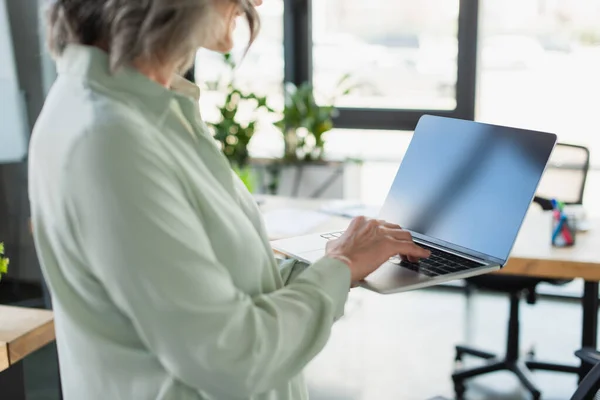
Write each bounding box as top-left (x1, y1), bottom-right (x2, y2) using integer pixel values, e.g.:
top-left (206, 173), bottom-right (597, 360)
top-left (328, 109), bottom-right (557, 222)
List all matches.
top-left (28, 1), bottom-right (430, 399)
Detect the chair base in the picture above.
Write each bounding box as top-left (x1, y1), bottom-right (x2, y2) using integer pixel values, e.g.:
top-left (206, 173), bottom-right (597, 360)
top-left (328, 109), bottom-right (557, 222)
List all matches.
top-left (453, 345), bottom-right (579, 400)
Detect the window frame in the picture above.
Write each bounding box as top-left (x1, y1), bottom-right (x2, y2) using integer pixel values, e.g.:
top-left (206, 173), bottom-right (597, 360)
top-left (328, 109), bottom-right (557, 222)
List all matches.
top-left (284, 0), bottom-right (481, 131)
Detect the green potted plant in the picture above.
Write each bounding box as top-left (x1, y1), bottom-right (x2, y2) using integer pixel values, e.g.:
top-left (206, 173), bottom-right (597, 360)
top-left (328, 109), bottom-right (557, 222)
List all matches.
top-left (206, 53), bottom-right (274, 191)
top-left (275, 74), bottom-right (354, 163)
top-left (0, 242), bottom-right (9, 282)
top-left (264, 75), bottom-right (362, 197)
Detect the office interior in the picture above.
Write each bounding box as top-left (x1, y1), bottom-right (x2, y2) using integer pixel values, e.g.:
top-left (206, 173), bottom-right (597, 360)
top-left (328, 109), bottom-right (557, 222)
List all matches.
top-left (1, 0), bottom-right (600, 399)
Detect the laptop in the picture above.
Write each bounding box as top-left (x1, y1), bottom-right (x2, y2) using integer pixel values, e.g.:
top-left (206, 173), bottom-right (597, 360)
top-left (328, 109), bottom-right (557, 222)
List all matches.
top-left (271, 115), bottom-right (557, 294)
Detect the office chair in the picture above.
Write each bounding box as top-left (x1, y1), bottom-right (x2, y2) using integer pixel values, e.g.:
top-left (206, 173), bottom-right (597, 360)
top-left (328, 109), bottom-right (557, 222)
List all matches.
top-left (571, 349), bottom-right (600, 400)
top-left (434, 352), bottom-right (600, 400)
top-left (452, 143), bottom-right (590, 400)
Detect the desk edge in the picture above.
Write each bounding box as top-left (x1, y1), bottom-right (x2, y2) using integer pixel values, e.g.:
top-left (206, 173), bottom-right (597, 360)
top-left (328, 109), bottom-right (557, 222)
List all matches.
top-left (0, 343), bottom-right (9, 373)
top-left (7, 320), bottom-right (55, 366)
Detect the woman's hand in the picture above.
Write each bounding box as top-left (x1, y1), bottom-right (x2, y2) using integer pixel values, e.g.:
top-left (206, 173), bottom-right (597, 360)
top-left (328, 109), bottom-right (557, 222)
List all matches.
top-left (325, 216), bottom-right (430, 283)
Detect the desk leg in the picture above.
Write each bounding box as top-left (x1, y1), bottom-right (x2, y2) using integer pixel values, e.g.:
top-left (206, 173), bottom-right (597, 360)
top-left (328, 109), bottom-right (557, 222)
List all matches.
top-left (0, 361), bottom-right (26, 400)
top-left (580, 281), bottom-right (599, 381)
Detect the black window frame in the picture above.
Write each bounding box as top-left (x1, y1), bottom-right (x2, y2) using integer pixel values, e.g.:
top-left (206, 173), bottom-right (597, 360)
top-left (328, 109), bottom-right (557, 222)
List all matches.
top-left (284, 0), bottom-right (481, 131)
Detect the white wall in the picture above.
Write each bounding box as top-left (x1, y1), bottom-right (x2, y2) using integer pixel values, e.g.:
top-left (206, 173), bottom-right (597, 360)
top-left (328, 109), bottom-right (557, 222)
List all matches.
top-left (1, 0), bottom-right (54, 283)
top-left (0, 0), bottom-right (28, 163)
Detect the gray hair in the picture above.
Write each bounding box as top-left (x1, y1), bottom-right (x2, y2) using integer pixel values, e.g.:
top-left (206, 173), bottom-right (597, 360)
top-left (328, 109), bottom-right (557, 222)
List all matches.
top-left (47, 0), bottom-right (260, 72)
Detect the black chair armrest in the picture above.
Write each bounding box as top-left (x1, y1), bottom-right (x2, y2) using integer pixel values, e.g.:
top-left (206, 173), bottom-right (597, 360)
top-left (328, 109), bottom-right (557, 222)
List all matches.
top-left (576, 348), bottom-right (600, 366)
top-left (533, 196), bottom-right (554, 211)
top-left (571, 361), bottom-right (600, 400)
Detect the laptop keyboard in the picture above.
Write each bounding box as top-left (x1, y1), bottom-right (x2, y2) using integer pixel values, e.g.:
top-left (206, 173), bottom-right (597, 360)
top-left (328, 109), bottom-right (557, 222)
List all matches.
top-left (320, 231), bottom-right (484, 277)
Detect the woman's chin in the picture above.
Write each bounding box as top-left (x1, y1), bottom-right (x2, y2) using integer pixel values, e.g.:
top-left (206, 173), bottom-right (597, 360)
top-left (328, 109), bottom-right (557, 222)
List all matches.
top-left (204, 39), bottom-right (234, 54)
top-left (218, 42), bottom-right (235, 54)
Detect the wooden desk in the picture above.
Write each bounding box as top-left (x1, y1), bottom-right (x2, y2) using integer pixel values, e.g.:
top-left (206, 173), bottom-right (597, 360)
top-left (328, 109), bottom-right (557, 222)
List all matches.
top-left (0, 306), bottom-right (55, 399)
top-left (259, 196), bottom-right (600, 361)
top-left (503, 211), bottom-right (600, 281)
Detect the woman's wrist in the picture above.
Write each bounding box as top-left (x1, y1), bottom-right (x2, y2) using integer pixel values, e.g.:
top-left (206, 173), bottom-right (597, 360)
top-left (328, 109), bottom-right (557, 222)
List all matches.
top-left (327, 253), bottom-right (352, 267)
top-left (327, 252), bottom-right (356, 277)
top-left (327, 254), bottom-right (360, 288)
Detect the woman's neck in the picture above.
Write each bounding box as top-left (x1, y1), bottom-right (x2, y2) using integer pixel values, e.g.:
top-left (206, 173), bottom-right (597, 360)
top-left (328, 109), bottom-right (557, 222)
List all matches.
top-left (93, 44), bottom-right (175, 88)
top-left (134, 61), bottom-right (175, 88)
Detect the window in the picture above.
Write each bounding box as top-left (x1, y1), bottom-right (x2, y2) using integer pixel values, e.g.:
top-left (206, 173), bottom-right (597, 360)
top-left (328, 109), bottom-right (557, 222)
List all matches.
top-left (312, 0), bottom-right (460, 110)
top-left (477, 0), bottom-right (600, 210)
top-left (299, 0), bottom-right (479, 131)
top-left (192, 0), bottom-right (479, 157)
top-left (477, 0), bottom-right (600, 166)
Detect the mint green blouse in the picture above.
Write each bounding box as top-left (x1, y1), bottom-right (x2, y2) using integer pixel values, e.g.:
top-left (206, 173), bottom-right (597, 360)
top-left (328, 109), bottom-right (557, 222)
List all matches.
top-left (28, 45), bottom-right (351, 400)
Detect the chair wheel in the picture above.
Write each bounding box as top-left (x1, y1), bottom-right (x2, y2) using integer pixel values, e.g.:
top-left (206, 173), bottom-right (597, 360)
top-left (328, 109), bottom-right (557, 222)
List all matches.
top-left (526, 347), bottom-right (536, 359)
top-left (455, 349), bottom-right (464, 362)
top-left (454, 359), bottom-right (464, 370)
top-left (454, 381), bottom-right (466, 400)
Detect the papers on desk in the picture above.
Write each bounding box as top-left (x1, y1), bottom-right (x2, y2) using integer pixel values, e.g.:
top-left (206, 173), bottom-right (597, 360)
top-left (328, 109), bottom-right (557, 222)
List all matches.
top-left (262, 208), bottom-right (330, 238)
top-left (319, 200), bottom-right (380, 218)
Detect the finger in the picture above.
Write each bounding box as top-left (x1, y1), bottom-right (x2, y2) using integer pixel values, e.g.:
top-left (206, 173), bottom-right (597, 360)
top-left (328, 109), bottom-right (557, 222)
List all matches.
top-left (379, 226), bottom-right (412, 241)
top-left (391, 240), bottom-right (431, 259)
top-left (399, 254), bottom-right (420, 263)
top-left (253, 0), bottom-right (264, 6)
top-left (348, 215), bottom-right (368, 230)
top-left (377, 220), bottom-right (402, 230)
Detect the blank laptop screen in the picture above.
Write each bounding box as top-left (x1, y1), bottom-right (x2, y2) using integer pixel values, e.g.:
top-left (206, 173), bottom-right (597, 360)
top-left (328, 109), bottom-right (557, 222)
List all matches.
top-left (379, 115), bottom-right (556, 263)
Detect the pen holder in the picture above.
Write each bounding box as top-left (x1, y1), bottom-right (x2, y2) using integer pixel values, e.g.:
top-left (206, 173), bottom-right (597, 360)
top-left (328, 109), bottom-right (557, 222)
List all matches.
top-left (551, 213), bottom-right (576, 247)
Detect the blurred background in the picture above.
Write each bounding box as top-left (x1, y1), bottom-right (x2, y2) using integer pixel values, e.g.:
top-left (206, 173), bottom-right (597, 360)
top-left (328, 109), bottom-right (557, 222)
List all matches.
top-left (2, 0), bottom-right (600, 399)
top-left (193, 0), bottom-right (600, 206)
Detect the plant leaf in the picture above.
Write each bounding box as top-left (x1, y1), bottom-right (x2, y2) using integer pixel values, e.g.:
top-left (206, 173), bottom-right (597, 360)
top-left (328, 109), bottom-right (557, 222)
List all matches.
top-left (0, 242), bottom-right (8, 279)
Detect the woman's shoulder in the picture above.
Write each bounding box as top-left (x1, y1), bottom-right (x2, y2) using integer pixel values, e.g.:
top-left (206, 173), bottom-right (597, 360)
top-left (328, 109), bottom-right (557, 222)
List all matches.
top-left (70, 104), bottom-right (168, 171)
top-left (34, 82), bottom-right (168, 173)
top-left (36, 77), bottom-right (153, 140)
